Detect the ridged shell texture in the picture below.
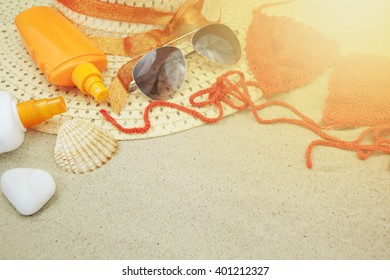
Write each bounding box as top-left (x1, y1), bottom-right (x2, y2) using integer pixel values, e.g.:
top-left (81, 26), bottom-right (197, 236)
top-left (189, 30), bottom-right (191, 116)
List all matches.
top-left (54, 120), bottom-right (118, 174)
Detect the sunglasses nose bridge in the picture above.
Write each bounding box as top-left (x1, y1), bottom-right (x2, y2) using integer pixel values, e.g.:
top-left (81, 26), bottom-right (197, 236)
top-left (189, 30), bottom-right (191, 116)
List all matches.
top-left (180, 41), bottom-right (195, 56)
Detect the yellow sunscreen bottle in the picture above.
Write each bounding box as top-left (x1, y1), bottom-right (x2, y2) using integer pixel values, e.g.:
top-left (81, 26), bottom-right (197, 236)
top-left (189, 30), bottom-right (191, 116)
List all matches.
top-left (15, 6), bottom-right (109, 103)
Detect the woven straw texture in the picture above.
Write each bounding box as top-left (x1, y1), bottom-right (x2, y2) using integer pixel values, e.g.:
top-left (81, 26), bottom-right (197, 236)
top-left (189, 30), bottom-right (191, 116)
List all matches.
top-left (0, 0), bottom-right (257, 140)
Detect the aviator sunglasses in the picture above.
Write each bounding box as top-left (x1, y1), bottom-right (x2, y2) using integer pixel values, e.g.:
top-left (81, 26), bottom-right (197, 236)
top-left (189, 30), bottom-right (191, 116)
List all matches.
top-left (130, 23), bottom-right (242, 100)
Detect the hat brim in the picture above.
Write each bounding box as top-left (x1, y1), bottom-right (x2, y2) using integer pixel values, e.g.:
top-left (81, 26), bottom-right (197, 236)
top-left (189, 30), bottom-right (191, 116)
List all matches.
top-left (0, 0), bottom-right (259, 140)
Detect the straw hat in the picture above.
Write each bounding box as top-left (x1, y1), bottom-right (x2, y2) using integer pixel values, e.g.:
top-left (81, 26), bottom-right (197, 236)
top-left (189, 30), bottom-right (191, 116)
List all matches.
top-left (0, 0), bottom-right (259, 140)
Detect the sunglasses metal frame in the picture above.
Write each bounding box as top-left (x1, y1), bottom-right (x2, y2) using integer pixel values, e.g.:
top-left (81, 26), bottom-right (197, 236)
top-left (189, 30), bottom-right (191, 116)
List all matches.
top-left (130, 23), bottom-right (241, 100)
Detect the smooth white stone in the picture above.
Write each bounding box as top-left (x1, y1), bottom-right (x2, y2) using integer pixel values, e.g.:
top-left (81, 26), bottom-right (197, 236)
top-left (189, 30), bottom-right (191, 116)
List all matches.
top-left (1, 168), bottom-right (56, 215)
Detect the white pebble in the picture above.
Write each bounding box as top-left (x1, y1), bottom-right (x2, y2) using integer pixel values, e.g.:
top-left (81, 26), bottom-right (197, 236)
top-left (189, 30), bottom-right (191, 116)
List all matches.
top-left (1, 168), bottom-right (56, 215)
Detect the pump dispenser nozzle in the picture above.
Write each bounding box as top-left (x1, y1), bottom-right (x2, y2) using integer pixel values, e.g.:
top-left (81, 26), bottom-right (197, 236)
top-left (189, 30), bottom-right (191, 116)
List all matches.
top-left (71, 62), bottom-right (109, 103)
top-left (17, 96), bottom-right (67, 128)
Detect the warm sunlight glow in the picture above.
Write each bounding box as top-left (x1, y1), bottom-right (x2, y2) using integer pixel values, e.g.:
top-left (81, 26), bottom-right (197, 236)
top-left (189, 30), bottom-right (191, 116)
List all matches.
top-left (297, 0), bottom-right (390, 55)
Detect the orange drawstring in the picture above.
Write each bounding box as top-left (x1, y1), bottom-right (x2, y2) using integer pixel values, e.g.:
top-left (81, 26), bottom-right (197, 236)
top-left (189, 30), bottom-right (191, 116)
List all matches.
top-left (100, 71), bottom-right (248, 134)
top-left (306, 125), bottom-right (390, 168)
top-left (100, 70), bottom-right (390, 169)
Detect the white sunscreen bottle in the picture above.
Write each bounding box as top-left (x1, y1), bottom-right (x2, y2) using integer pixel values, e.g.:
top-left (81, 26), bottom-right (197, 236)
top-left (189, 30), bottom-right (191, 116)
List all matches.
top-left (0, 91), bottom-right (66, 154)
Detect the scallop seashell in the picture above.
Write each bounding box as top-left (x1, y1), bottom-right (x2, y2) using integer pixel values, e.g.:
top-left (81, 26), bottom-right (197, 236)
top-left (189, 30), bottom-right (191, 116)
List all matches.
top-left (54, 120), bottom-right (118, 174)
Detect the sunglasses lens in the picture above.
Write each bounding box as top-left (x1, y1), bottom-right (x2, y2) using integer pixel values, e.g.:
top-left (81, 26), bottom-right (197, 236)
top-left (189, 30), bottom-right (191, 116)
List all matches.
top-left (133, 46), bottom-right (185, 100)
top-left (192, 24), bottom-right (241, 65)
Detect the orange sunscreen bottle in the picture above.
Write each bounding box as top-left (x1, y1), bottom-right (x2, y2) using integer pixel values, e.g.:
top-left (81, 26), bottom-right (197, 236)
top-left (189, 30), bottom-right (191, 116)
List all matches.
top-left (15, 6), bottom-right (109, 103)
top-left (0, 91), bottom-right (67, 154)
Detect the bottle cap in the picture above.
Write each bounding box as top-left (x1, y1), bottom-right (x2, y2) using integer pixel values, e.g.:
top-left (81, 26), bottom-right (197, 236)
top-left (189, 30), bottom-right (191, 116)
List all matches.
top-left (71, 62), bottom-right (109, 103)
top-left (17, 96), bottom-right (67, 128)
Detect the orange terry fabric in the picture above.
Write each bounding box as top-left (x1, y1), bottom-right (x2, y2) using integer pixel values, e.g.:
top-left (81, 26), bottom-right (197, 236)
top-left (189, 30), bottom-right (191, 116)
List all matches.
top-left (246, 8), bottom-right (339, 98)
top-left (322, 54), bottom-right (390, 129)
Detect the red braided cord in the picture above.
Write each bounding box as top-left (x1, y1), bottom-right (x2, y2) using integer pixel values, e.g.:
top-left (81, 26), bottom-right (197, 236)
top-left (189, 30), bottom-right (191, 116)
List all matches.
top-left (100, 71), bottom-right (245, 134)
top-left (100, 70), bottom-right (390, 168)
